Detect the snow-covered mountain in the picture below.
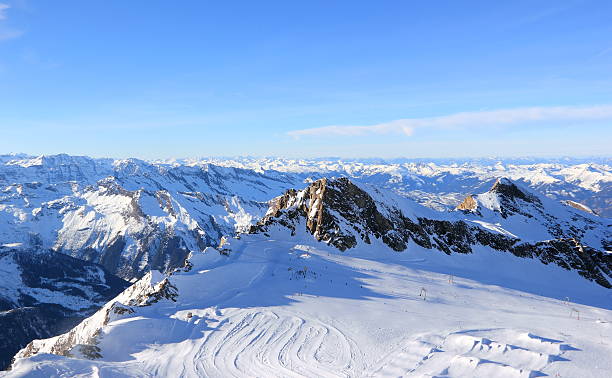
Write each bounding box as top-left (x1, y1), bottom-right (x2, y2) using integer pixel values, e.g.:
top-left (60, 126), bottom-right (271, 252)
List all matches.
top-left (6, 219), bottom-right (611, 376)
top-left (1, 154), bottom-right (611, 376)
top-left (189, 156), bottom-right (612, 217)
top-left (5, 176), bottom-right (611, 377)
top-left (253, 177), bottom-right (611, 288)
top-left (1, 154), bottom-right (610, 281)
top-left (0, 246), bottom-right (128, 370)
top-left (0, 154), bottom-right (300, 279)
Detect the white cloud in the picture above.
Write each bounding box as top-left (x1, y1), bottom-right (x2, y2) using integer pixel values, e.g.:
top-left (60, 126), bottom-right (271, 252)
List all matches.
top-left (287, 105), bottom-right (612, 138)
top-left (0, 3), bottom-right (23, 41)
top-left (0, 3), bottom-right (10, 20)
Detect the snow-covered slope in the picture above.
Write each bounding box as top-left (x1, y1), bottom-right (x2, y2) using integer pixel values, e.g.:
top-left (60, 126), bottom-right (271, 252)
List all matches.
top-left (186, 157), bottom-right (612, 216)
top-left (0, 246), bottom-right (129, 370)
top-left (253, 178), bottom-right (611, 288)
top-left (457, 178), bottom-right (610, 248)
top-left (1, 154), bottom-right (610, 281)
top-left (0, 154), bottom-right (300, 279)
top-left (5, 177), bottom-right (612, 377)
top-left (6, 235), bottom-right (611, 377)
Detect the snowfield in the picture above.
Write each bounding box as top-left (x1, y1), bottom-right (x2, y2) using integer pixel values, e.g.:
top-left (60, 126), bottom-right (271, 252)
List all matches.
top-left (6, 232), bottom-right (611, 377)
top-left (1, 154), bottom-right (611, 377)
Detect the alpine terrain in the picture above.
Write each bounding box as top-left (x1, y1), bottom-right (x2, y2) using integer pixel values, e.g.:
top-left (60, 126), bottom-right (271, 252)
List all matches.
top-left (0, 154), bottom-right (610, 377)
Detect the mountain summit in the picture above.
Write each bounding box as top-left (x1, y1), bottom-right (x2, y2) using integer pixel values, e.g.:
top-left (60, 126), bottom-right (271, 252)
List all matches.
top-left (2, 156), bottom-right (611, 377)
top-left (253, 177), bottom-right (611, 287)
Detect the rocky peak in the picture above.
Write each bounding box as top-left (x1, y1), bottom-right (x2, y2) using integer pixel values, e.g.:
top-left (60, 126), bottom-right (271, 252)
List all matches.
top-left (456, 195), bottom-right (478, 211)
top-left (251, 178), bottom-right (612, 288)
top-left (253, 177), bottom-right (396, 251)
top-left (489, 178), bottom-right (539, 204)
top-left (457, 178), bottom-right (546, 219)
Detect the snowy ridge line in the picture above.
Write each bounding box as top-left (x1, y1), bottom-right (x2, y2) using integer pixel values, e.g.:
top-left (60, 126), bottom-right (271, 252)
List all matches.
top-left (13, 269), bottom-right (176, 361)
top-left (252, 177), bottom-right (611, 288)
top-left (1, 153), bottom-right (610, 282)
top-left (0, 248), bottom-right (129, 370)
top-left (5, 235), bottom-right (611, 377)
top-left (0, 154), bottom-right (300, 279)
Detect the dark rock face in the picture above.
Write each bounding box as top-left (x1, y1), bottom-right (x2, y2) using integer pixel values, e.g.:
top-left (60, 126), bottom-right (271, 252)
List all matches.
top-left (16, 270), bottom-right (180, 362)
top-left (252, 178), bottom-right (612, 288)
top-left (489, 178), bottom-right (540, 219)
top-left (0, 248), bottom-right (129, 370)
top-left (490, 178), bottom-right (538, 203)
top-left (253, 178), bottom-right (394, 251)
top-left (0, 306), bottom-right (81, 371)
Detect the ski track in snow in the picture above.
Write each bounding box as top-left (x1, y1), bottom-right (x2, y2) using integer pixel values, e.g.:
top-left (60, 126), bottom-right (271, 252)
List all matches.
top-left (126, 320), bottom-right (585, 378)
top-left (5, 238), bottom-right (611, 378)
top-left (108, 308), bottom-right (363, 378)
top-left (183, 310), bottom-right (361, 378)
top-left (370, 329), bottom-right (579, 377)
top-left (404, 330), bottom-right (576, 377)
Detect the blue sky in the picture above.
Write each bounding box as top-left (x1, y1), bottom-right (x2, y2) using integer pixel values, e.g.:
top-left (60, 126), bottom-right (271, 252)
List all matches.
top-left (0, 0), bottom-right (611, 159)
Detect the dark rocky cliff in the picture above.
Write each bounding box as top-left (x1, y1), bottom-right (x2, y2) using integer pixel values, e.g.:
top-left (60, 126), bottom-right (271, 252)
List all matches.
top-left (251, 178), bottom-right (612, 288)
top-left (0, 248), bottom-right (129, 370)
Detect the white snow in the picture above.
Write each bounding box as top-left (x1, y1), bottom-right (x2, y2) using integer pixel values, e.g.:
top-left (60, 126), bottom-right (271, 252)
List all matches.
top-left (1, 154), bottom-right (611, 377)
top-left (6, 234), bottom-right (611, 377)
top-left (468, 220), bottom-right (518, 238)
top-left (0, 252), bottom-right (106, 311)
top-left (1, 154), bottom-right (610, 276)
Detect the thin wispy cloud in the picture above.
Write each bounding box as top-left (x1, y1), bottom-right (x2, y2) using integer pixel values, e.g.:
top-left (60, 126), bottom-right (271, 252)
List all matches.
top-left (515, 3), bottom-right (576, 26)
top-left (287, 105), bottom-right (612, 138)
top-left (0, 3), bottom-right (23, 41)
top-left (0, 3), bottom-right (10, 20)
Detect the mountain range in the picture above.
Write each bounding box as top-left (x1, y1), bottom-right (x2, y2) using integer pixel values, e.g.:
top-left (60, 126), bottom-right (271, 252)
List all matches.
top-left (0, 154), bottom-right (610, 377)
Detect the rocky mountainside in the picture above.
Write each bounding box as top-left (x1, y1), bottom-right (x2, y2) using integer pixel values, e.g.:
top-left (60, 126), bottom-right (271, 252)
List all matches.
top-left (0, 154), bottom-right (300, 279)
top-left (456, 178), bottom-right (610, 247)
top-left (252, 177), bottom-right (612, 287)
top-left (6, 215), bottom-right (611, 377)
top-left (1, 154), bottom-right (610, 281)
top-left (0, 246), bottom-right (129, 370)
top-left (2, 155), bottom-right (610, 376)
top-left (192, 157), bottom-right (612, 216)
top-left (13, 268), bottom-right (177, 362)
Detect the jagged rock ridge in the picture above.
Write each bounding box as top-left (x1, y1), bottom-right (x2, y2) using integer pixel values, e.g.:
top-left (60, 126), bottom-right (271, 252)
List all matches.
top-left (252, 178), bottom-right (612, 288)
top-left (0, 155), bottom-right (300, 279)
top-left (0, 247), bottom-right (129, 370)
top-left (14, 269), bottom-right (178, 362)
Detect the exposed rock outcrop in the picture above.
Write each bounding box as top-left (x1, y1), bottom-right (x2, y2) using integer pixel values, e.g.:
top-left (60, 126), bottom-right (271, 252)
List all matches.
top-left (251, 178), bottom-right (612, 288)
top-left (14, 270), bottom-right (176, 362)
top-left (562, 200), bottom-right (597, 215)
top-left (0, 248), bottom-right (129, 370)
top-left (456, 195), bottom-right (478, 211)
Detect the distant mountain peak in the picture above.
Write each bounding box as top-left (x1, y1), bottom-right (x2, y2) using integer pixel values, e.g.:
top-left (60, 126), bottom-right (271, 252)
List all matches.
top-left (455, 178), bottom-right (544, 219)
top-left (489, 178), bottom-right (539, 204)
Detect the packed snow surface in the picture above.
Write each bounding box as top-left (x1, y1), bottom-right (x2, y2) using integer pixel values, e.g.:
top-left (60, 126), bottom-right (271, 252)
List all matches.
top-left (6, 234), bottom-right (611, 377)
